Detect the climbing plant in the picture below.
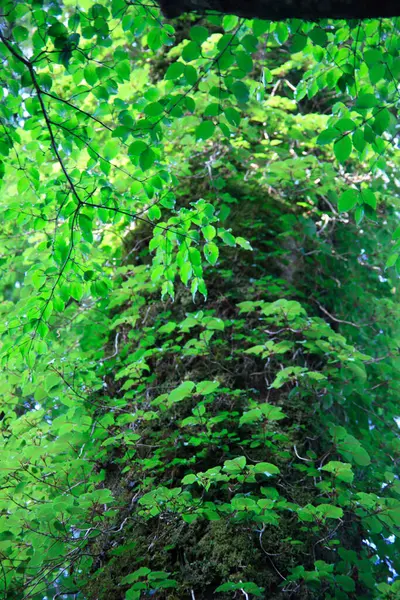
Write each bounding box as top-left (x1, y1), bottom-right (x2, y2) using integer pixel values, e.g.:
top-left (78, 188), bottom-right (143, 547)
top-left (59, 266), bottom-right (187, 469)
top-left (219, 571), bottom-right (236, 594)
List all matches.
top-left (0, 1), bottom-right (400, 599)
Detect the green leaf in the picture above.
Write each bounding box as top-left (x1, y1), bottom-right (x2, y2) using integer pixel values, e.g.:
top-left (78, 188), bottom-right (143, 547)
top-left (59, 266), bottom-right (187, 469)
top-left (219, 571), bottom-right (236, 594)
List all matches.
top-left (259, 403), bottom-right (286, 420)
top-left (218, 230), bottom-right (236, 246)
top-left (223, 15), bottom-right (239, 31)
top-left (103, 140), bottom-right (119, 160)
top-left (204, 242), bottom-right (219, 265)
top-left (309, 26), bottom-right (328, 46)
top-left (223, 456), bottom-right (246, 473)
top-left (352, 129), bottom-right (366, 153)
top-left (48, 22), bottom-right (68, 38)
top-left (291, 33), bottom-right (307, 53)
top-left (184, 65), bottom-right (197, 85)
top-left (216, 583), bottom-right (237, 593)
top-left (196, 380), bottom-right (220, 395)
top-left (121, 568), bottom-right (151, 584)
top-left (190, 26), bottom-right (209, 44)
top-left (196, 121), bottom-right (215, 141)
top-left (13, 25), bottom-right (29, 43)
top-left (235, 236), bottom-right (252, 250)
top-left (236, 51), bottom-right (253, 73)
top-left (204, 103), bottom-right (220, 118)
top-left (148, 205), bottom-right (161, 221)
top-left (356, 94), bottom-right (378, 109)
top-left (79, 214), bottom-right (93, 243)
top-left (189, 247), bottom-right (201, 266)
top-left (361, 189), bottom-right (377, 209)
top-left (338, 189), bottom-right (359, 212)
top-left (165, 62), bottom-right (185, 80)
top-left (115, 60), bottom-right (130, 81)
top-left (386, 253), bottom-right (399, 268)
top-left (334, 136), bottom-right (352, 163)
top-left (128, 141), bottom-right (147, 156)
top-left (335, 118), bottom-right (356, 133)
top-left (17, 177), bottom-right (30, 194)
top-left (202, 225), bottom-right (216, 240)
top-left (336, 575), bottom-right (356, 592)
top-left (182, 474), bottom-right (197, 484)
top-left (241, 582), bottom-right (264, 597)
top-left (84, 65), bottom-right (97, 86)
top-left (140, 148), bottom-right (156, 171)
top-left (231, 81), bottom-right (249, 103)
top-left (252, 19), bottom-right (270, 36)
top-left (182, 41), bottom-right (201, 62)
top-left (275, 22), bottom-right (289, 44)
top-left (321, 461), bottom-right (354, 483)
top-left (224, 107), bottom-right (241, 127)
top-left (253, 462), bottom-right (280, 476)
top-left (316, 504), bottom-right (343, 519)
top-left (180, 262), bottom-right (192, 285)
top-left (144, 102), bottom-right (164, 117)
top-left (316, 128), bottom-right (339, 145)
top-left (147, 28), bottom-right (162, 51)
top-left (182, 514), bottom-right (198, 524)
top-left (168, 381), bottom-right (195, 403)
top-left (373, 107), bottom-right (391, 134)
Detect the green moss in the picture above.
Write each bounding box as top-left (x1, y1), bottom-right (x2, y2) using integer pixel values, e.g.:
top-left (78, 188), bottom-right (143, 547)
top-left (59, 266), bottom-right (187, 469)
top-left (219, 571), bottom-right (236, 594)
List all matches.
top-left (84, 510), bottom-right (322, 600)
top-left (82, 530), bottom-right (147, 600)
top-left (82, 174), bottom-right (372, 600)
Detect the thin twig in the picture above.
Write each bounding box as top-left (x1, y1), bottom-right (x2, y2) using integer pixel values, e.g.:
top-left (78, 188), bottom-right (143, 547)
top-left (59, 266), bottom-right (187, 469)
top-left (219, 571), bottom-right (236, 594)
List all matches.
top-left (311, 298), bottom-right (361, 328)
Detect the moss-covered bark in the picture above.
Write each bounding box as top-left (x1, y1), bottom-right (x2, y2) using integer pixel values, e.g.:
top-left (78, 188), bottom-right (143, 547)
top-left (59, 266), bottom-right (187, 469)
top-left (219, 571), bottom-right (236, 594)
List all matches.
top-left (80, 175), bottom-right (385, 599)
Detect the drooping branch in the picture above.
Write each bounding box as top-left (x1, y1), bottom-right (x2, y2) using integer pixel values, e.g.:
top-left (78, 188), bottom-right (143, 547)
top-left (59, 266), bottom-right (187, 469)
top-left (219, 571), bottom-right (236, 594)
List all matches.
top-left (158, 0), bottom-right (399, 20)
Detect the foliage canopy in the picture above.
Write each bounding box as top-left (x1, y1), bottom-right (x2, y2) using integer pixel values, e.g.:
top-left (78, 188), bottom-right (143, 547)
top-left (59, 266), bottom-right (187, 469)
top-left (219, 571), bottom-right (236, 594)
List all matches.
top-left (1, 2), bottom-right (400, 599)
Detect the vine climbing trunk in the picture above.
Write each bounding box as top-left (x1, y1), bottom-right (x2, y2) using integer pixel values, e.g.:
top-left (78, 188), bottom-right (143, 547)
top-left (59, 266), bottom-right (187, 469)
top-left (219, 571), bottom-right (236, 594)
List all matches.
top-left (159, 0), bottom-right (399, 20)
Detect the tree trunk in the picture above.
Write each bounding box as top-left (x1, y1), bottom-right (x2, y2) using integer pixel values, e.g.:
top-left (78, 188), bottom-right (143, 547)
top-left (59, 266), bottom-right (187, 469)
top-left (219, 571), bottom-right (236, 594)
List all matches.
top-left (159, 0), bottom-right (399, 20)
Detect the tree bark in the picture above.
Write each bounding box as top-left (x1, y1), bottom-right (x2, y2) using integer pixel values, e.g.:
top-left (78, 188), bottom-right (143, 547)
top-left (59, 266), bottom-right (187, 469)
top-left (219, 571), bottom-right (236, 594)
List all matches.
top-left (159, 0), bottom-right (399, 20)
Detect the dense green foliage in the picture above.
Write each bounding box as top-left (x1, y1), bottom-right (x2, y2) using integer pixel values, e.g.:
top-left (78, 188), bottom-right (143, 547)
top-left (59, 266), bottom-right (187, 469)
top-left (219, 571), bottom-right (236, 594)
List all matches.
top-left (1, 2), bottom-right (400, 599)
